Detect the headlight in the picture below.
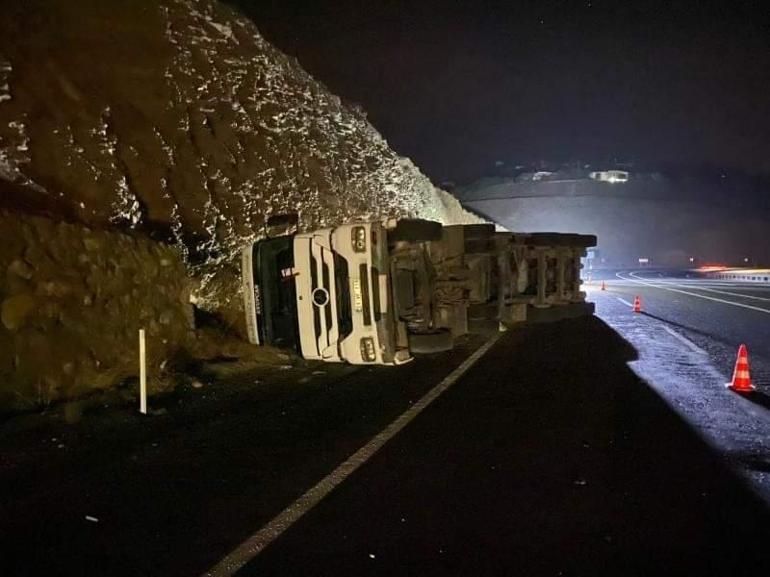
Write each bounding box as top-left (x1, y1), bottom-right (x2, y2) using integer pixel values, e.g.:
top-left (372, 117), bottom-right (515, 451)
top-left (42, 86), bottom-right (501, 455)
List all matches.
top-left (360, 337), bottom-right (376, 362)
top-left (351, 226), bottom-right (367, 252)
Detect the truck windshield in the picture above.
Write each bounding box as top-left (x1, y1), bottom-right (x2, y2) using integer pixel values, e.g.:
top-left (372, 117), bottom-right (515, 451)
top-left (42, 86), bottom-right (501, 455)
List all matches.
top-left (256, 236), bottom-right (300, 350)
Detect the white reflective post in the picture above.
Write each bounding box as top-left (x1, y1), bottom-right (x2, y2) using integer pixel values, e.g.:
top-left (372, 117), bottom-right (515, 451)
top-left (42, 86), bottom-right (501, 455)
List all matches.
top-left (139, 329), bottom-right (147, 415)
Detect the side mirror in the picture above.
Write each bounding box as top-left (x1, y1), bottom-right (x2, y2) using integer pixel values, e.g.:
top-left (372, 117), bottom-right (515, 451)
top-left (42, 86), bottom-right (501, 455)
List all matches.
top-left (265, 213), bottom-right (299, 237)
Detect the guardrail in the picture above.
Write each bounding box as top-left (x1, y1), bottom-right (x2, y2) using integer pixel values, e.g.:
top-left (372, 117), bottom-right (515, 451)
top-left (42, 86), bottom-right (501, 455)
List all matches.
top-left (704, 269), bottom-right (770, 283)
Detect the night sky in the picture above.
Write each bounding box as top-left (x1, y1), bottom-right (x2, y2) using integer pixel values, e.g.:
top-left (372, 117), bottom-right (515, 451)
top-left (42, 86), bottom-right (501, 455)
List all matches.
top-left (229, 0), bottom-right (770, 184)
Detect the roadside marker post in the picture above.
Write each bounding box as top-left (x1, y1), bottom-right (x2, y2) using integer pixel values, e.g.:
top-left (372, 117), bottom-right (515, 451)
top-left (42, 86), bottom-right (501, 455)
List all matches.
top-left (139, 328), bottom-right (147, 414)
top-left (633, 296), bottom-right (642, 313)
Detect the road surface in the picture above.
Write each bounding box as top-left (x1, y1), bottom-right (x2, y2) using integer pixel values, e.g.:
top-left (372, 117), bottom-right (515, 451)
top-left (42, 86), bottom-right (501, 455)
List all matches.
top-left (3, 276), bottom-right (770, 576)
top-left (599, 269), bottom-right (770, 397)
top-left (590, 270), bottom-right (770, 499)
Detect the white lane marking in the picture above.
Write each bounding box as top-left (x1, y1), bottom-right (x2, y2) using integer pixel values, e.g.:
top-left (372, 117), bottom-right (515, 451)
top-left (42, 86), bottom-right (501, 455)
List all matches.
top-left (616, 297), bottom-right (634, 308)
top-left (661, 325), bottom-right (708, 355)
top-left (620, 272), bottom-right (770, 315)
top-left (643, 277), bottom-right (770, 299)
top-left (629, 277), bottom-right (770, 289)
top-left (203, 332), bottom-right (504, 577)
top-left (677, 285), bottom-right (770, 302)
top-left (655, 282), bottom-right (758, 288)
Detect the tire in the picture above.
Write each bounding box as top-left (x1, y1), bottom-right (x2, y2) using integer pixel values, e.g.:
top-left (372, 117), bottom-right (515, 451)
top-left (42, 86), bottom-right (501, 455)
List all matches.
top-left (389, 219), bottom-right (443, 243)
top-left (266, 213), bottom-right (298, 228)
top-left (407, 329), bottom-right (453, 354)
top-left (467, 317), bottom-right (500, 334)
top-left (525, 302), bottom-right (595, 324)
top-left (461, 223), bottom-right (495, 240)
top-left (467, 302), bottom-right (498, 318)
top-left (574, 234), bottom-right (597, 248)
top-left (526, 232), bottom-right (568, 247)
top-left (467, 302), bottom-right (499, 334)
top-left (464, 238), bottom-right (495, 254)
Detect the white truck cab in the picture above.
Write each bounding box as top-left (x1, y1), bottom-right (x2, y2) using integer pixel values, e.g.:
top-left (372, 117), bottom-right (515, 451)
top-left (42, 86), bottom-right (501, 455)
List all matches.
top-left (241, 219), bottom-right (414, 366)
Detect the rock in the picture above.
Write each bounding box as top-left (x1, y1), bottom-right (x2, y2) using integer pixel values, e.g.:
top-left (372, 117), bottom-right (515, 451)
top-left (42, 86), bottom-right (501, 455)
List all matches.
top-left (7, 259), bottom-right (33, 280)
top-left (5, 274), bottom-right (31, 296)
top-left (37, 279), bottom-right (72, 298)
top-left (37, 301), bottom-right (61, 320)
top-left (83, 237), bottom-right (103, 252)
top-left (1, 294), bottom-right (36, 330)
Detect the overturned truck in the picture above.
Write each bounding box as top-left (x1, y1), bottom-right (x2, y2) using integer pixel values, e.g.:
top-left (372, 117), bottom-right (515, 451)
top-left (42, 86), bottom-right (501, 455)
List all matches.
top-left (241, 217), bottom-right (596, 366)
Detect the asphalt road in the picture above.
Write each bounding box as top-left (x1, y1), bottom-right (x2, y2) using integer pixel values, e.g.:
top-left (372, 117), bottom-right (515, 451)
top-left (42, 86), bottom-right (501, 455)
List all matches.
top-left (590, 269), bottom-right (770, 501)
top-left (3, 284), bottom-right (770, 576)
top-left (596, 269), bottom-right (770, 398)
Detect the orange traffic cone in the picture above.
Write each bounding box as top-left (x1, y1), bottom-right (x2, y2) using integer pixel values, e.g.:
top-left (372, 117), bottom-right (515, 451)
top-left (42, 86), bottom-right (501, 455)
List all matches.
top-left (633, 296), bottom-right (641, 313)
top-left (601, 281), bottom-right (606, 291)
top-left (727, 344), bottom-right (755, 392)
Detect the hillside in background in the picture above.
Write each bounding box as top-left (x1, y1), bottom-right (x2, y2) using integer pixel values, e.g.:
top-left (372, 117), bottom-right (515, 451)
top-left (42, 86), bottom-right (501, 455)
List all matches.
top-left (458, 173), bottom-right (770, 267)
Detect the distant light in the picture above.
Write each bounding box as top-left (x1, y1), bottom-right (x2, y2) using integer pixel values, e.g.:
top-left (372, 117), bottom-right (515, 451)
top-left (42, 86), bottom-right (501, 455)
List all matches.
top-left (589, 170), bottom-right (629, 184)
top-left (744, 257), bottom-right (750, 263)
top-left (697, 264), bottom-right (728, 271)
top-left (638, 257), bottom-right (650, 264)
top-left (689, 257), bottom-right (695, 263)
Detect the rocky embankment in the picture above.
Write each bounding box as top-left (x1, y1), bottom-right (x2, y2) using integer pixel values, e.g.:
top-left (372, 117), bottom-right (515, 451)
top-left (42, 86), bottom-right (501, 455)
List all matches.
top-left (0, 0), bottom-right (479, 411)
top-left (0, 211), bottom-right (194, 411)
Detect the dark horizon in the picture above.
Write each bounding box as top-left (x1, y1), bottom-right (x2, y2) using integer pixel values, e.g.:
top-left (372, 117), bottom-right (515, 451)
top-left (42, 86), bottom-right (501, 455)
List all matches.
top-left (229, 0), bottom-right (770, 185)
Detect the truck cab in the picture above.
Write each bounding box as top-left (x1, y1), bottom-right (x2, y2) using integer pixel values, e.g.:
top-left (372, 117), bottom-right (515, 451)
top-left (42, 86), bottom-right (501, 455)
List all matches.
top-left (241, 220), bottom-right (414, 366)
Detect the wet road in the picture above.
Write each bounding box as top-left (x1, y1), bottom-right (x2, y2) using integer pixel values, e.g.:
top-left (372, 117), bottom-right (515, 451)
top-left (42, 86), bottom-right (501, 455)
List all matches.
top-left (591, 270), bottom-right (770, 503)
top-left (597, 270), bottom-right (770, 396)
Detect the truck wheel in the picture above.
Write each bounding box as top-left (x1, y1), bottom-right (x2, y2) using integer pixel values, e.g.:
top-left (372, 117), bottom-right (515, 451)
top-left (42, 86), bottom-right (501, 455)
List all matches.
top-left (266, 213), bottom-right (299, 227)
top-left (467, 317), bottom-right (500, 334)
top-left (468, 302), bottom-right (498, 318)
top-left (462, 223), bottom-right (495, 240)
top-left (464, 238), bottom-right (495, 254)
top-left (574, 234), bottom-right (597, 248)
top-left (265, 213), bottom-right (299, 237)
top-left (526, 232), bottom-right (567, 247)
top-left (407, 329), bottom-right (453, 354)
top-left (390, 219), bottom-right (443, 243)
